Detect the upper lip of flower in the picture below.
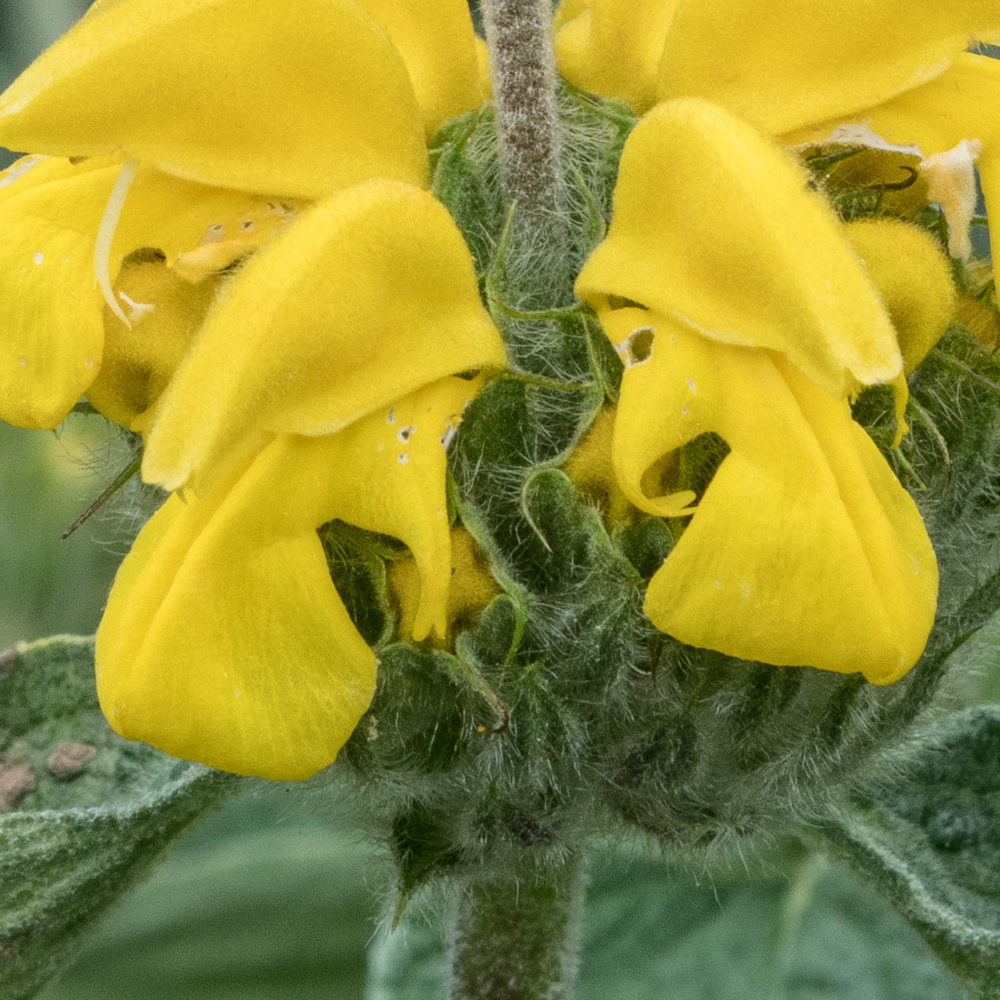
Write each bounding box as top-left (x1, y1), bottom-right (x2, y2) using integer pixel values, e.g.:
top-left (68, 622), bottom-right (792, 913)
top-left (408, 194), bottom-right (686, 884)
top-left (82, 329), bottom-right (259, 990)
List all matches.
top-left (0, 0), bottom-right (491, 431)
top-left (554, 0), bottom-right (1000, 135)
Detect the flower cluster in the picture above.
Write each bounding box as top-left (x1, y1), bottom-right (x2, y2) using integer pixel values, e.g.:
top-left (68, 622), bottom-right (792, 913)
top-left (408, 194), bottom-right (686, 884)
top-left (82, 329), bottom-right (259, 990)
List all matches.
top-left (558, 0), bottom-right (1000, 681)
top-left (1, 0), bottom-right (998, 781)
top-left (0, 0), bottom-right (505, 779)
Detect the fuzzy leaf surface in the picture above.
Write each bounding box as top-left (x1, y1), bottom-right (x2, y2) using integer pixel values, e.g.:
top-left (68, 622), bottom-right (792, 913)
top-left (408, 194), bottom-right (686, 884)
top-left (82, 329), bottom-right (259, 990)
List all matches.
top-left (819, 705), bottom-right (1000, 999)
top-left (368, 844), bottom-right (966, 999)
top-left (0, 635), bottom-right (232, 999)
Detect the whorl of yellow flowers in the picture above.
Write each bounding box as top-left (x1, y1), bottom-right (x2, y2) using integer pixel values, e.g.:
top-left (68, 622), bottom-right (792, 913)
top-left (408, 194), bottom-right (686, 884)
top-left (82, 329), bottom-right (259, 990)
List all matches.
top-left (1, 0), bottom-right (997, 777)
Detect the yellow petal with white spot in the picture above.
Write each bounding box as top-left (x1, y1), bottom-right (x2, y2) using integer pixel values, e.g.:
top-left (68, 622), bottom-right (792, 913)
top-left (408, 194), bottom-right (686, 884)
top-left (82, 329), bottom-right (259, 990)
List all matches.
top-left (576, 99), bottom-right (902, 398)
top-left (0, 0), bottom-right (427, 198)
top-left (0, 156), bottom-right (121, 428)
top-left (253, 377), bottom-right (483, 643)
top-left (297, 375), bottom-right (485, 641)
top-left (658, 0), bottom-right (1000, 133)
top-left (96, 445), bottom-right (377, 781)
top-left (602, 308), bottom-right (937, 683)
top-left (143, 178), bottom-right (506, 494)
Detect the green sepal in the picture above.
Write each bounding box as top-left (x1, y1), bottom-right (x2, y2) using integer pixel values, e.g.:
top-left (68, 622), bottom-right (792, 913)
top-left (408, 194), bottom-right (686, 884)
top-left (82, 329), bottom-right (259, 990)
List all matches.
top-left (390, 800), bottom-right (465, 909)
top-left (817, 706), bottom-right (1000, 999)
top-left (346, 643), bottom-right (509, 777)
top-left (450, 374), bottom-right (601, 592)
top-left (520, 467), bottom-right (613, 590)
top-left (454, 593), bottom-right (525, 672)
top-left (0, 636), bottom-right (233, 1000)
top-left (616, 517), bottom-right (675, 580)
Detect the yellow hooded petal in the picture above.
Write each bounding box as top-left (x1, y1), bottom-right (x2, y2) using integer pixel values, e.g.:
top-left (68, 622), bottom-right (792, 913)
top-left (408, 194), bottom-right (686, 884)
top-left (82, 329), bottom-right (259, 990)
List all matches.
top-left (361, 0), bottom-right (487, 138)
top-left (0, 0), bottom-right (427, 198)
top-left (98, 369), bottom-right (485, 776)
top-left (602, 308), bottom-right (937, 683)
top-left (0, 156), bottom-right (121, 428)
top-left (576, 99), bottom-right (902, 398)
top-left (143, 178), bottom-right (506, 494)
top-left (554, 0), bottom-right (679, 111)
top-left (657, 0), bottom-right (1000, 133)
top-left (96, 446), bottom-right (377, 781)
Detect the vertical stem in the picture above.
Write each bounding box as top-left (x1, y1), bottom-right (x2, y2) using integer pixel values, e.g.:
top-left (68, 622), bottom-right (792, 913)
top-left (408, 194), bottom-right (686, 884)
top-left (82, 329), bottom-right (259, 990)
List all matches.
top-left (481, 0), bottom-right (568, 251)
top-left (449, 852), bottom-right (587, 1000)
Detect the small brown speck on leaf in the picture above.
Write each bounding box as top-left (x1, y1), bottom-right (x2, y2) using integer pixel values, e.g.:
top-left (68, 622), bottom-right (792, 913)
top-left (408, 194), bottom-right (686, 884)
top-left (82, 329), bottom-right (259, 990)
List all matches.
top-left (0, 763), bottom-right (35, 810)
top-left (48, 741), bottom-right (97, 780)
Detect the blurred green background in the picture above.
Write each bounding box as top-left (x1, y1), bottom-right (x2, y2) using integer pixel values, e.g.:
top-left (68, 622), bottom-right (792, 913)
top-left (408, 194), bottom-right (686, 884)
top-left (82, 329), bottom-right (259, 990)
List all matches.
top-left (0, 5), bottom-right (990, 999)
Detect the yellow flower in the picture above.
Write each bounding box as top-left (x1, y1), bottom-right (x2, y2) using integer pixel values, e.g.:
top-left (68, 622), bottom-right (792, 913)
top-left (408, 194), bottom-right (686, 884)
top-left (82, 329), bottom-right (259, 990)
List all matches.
top-left (554, 0), bottom-right (999, 130)
top-left (0, 0), bottom-right (505, 779)
top-left (99, 372), bottom-right (489, 781)
top-left (792, 52), bottom-right (1000, 260)
top-left (555, 1), bottom-right (1000, 255)
top-left (0, 0), bottom-right (487, 430)
top-left (577, 99), bottom-right (942, 683)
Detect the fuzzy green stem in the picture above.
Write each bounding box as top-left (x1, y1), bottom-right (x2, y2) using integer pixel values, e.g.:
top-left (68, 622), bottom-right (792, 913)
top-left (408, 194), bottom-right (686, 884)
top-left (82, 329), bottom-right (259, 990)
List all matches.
top-left (448, 853), bottom-right (587, 999)
top-left (481, 0), bottom-right (567, 250)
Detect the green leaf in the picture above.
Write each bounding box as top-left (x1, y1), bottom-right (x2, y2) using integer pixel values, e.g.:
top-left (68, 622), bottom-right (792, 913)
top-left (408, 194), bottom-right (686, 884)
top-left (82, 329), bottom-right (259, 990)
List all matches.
top-left (818, 706), bottom-right (1000, 999)
top-left (367, 842), bottom-right (966, 999)
top-left (37, 785), bottom-right (375, 1000)
top-left (0, 635), bottom-right (233, 1000)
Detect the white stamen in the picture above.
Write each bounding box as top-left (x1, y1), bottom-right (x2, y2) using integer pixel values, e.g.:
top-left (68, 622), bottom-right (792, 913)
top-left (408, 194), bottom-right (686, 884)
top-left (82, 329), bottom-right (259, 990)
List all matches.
top-left (93, 159), bottom-right (140, 328)
top-left (118, 290), bottom-right (155, 324)
top-left (920, 138), bottom-right (983, 259)
top-left (32, 251), bottom-right (43, 266)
